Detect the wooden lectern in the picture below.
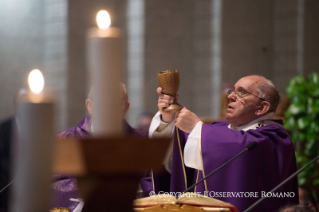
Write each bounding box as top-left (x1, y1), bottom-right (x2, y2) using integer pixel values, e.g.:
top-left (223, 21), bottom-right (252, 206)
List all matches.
top-left (53, 136), bottom-right (170, 211)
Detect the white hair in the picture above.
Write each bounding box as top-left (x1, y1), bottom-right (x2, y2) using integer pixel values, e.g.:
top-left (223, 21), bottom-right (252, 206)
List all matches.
top-left (248, 75), bottom-right (281, 112)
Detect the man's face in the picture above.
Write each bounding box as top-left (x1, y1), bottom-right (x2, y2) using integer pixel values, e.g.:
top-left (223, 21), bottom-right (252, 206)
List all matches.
top-left (226, 76), bottom-right (263, 127)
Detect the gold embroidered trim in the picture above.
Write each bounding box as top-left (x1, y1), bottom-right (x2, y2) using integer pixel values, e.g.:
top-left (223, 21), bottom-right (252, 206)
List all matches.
top-left (198, 122), bottom-right (208, 193)
top-left (176, 127), bottom-right (188, 190)
top-left (256, 121), bottom-right (265, 129)
top-left (151, 170), bottom-right (155, 192)
top-left (194, 169), bottom-right (200, 192)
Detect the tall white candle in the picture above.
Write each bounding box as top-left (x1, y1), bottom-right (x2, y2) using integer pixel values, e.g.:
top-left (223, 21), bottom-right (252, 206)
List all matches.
top-left (87, 10), bottom-right (122, 137)
top-left (10, 69), bottom-right (54, 212)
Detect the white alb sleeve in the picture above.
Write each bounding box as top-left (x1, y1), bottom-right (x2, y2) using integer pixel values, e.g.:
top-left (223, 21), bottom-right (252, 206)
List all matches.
top-left (149, 111), bottom-right (175, 173)
top-left (149, 111), bottom-right (175, 137)
top-left (148, 111), bottom-right (162, 138)
top-left (184, 121), bottom-right (203, 170)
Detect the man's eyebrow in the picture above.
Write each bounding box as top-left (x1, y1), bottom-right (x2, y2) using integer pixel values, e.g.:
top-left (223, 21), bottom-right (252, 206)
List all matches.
top-left (235, 86), bottom-right (245, 90)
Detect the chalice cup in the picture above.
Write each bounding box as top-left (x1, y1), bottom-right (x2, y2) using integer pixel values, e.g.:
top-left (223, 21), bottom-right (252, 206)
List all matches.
top-left (157, 69), bottom-right (183, 112)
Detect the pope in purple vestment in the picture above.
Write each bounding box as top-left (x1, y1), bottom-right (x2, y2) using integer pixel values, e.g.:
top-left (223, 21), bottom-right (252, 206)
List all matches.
top-left (145, 75), bottom-right (299, 212)
top-left (185, 120), bottom-right (297, 212)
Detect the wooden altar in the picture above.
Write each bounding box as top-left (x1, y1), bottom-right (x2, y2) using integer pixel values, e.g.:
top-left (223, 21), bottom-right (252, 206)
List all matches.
top-left (53, 136), bottom-right (170, 211)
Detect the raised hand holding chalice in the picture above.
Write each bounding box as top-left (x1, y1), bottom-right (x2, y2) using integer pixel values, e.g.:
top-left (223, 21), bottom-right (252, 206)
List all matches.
top-left (157, 69), bottom-right (183, 112)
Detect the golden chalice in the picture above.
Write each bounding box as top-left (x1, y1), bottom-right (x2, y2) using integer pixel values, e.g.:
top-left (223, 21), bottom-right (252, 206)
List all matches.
top-left (157, 69), bottom-right (183, 111)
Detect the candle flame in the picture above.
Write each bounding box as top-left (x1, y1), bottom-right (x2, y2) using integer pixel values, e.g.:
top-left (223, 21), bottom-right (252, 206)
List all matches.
top-left (96, 10), bottom-right (111, 29)
top-left (28, 69), bottom-right (44, 94)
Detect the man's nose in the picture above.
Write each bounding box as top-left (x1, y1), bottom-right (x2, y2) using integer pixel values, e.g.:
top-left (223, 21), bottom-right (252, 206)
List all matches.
top-left (227, 91), bottom-right (236, 102)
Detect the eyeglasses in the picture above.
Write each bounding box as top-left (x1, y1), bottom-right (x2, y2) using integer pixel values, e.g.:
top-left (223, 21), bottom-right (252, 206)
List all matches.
top-left (227, 88), bottom-right (266, 101)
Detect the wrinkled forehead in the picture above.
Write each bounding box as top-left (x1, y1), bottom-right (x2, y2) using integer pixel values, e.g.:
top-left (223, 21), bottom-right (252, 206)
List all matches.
top-left (235, 76), bottom-right (261, 90)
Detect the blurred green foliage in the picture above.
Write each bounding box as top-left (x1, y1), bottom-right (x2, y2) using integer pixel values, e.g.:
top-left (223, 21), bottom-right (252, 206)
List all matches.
top-left (284, 72), bottom-right (319, 190)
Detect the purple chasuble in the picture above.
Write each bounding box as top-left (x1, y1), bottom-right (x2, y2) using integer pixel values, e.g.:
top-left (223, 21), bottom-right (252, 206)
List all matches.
top-left (151, 120), bottom-right (298, 212)
top-left (53, 116), bottom-right (146, 211)
top-left (144, 129), bottom-right (195, 195)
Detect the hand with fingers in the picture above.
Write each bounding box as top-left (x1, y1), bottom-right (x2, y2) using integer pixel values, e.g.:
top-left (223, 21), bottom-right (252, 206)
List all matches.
top-left (175, 107), bottom-right (201, 133)
top-left (157, 87), bottom-right (179, 123)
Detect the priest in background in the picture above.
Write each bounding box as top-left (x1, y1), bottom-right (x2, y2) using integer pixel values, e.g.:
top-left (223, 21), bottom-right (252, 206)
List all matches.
top-left (53, 83), bottom-right (146, 211)
top-left (147, 75), bottom-right (298, 212)
top-left (279, 204), bottom-right (314, 212)
top-left (299, 187), bottom-right (317, 211)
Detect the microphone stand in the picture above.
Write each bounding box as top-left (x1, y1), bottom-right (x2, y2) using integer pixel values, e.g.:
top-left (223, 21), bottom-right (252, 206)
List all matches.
top-left (0, 177), bottom-right (16, 194)
top-left (183, 142), bottom-right (257, 193)
top-left (244, 154), bottom-right (319, 212)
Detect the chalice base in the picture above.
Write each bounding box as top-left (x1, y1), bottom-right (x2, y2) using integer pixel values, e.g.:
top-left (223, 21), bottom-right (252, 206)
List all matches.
top-left (163, 103), bottom-right (183, 112)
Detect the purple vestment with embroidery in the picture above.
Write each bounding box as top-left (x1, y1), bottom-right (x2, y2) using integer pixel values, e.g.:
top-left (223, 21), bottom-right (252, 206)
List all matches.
top-left (145, 120), bottom-right (298, 212)
top-left (53, 116), bottom-right (146, 211)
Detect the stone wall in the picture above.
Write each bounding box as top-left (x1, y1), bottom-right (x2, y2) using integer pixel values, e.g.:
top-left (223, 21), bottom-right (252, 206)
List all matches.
top-left (0, 0), bottom-right (44, 121)
top-left (0, 0), bottom-right (318, 130)
top-left (44, 0), bottom-right (68, 131)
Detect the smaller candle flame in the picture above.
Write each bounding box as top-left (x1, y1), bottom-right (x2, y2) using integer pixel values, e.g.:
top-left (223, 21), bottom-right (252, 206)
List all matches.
top-left (96, 10), bottom-right (111, 29)
top-left (28, 69), bottom-right (44, 94)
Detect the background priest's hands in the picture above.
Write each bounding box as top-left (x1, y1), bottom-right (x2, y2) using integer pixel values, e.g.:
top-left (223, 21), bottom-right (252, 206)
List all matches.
top-left (157, 87), bottom-right (178, 122)
top-left (175, 107), bottom-right (201, 133)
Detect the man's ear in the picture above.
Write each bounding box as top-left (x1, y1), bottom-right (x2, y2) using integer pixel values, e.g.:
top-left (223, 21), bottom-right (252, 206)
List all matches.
top-left (307, 203), bottom-right (316, 211)
top-left (86, 99), bottom-right (92, 114)
top-left (255, 101), bottom-right (270, 116)
top-left (123, 102), bottom-right (130, 116)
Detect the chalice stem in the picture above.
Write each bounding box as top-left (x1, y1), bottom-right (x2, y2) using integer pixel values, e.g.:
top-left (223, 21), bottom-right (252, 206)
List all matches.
top-left (163, 99), bottom-right (183, 112)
